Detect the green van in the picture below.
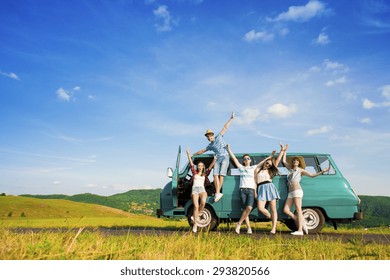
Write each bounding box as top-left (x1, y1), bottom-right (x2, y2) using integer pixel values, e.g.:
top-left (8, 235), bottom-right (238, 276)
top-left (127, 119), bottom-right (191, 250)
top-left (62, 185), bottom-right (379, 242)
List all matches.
top-left (156, 146), bottom-right (364, 233)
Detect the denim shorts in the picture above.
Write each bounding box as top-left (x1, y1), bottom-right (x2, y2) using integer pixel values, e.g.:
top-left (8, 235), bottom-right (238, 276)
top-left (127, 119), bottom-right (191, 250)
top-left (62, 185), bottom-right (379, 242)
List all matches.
top-left (240, 188), bottom-right (255, 208)
top-left (213, 155), bottom-right (229, 176)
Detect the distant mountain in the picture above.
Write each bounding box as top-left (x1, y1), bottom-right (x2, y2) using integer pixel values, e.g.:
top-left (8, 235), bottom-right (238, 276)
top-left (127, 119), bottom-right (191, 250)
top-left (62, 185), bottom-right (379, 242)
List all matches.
top-left (18, 191), bottom-right (390, 227)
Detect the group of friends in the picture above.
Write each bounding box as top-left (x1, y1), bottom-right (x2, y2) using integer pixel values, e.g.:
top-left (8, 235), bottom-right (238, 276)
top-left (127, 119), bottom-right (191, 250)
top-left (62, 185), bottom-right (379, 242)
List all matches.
top-left (186, 112), bottom-right (329, 234)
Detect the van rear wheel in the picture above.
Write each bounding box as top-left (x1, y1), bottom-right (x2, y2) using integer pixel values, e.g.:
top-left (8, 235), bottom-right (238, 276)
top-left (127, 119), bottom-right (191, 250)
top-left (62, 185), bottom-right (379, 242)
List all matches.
top-left (303, 208), bottom-right (325, 233)
top-left (187, 205), bottom-right (218, 231)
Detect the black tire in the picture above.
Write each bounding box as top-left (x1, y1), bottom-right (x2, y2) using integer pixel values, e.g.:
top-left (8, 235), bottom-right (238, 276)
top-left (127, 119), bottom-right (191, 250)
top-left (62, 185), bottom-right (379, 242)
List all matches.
top-left (187, 205), bottom-right (218, 231)
top-left (303, 208), bottom-right (325, 233)
top-left (283, 219), bottom-right (298, 231)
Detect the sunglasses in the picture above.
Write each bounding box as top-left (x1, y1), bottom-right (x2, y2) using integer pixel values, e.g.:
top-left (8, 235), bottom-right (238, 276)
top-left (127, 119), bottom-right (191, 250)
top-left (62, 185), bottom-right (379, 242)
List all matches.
top-left (243, 157), bottom-right (251, 160)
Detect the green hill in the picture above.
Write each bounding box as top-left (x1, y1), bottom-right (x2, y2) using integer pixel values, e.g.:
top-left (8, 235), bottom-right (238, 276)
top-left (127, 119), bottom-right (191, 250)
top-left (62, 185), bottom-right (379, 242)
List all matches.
top-left (353, 195), bottom-right (390, 228)
top-left (20, 189), bottom-right (161, 216)
top-left (0, 196), bottom-right (133, 219)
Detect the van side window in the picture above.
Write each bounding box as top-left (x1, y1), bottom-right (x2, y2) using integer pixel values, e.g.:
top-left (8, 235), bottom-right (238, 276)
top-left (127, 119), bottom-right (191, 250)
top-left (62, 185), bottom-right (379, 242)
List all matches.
top-left (317, 156), bottom-right (336, 175)
top-left (304, 157), bottom-right (317, 174)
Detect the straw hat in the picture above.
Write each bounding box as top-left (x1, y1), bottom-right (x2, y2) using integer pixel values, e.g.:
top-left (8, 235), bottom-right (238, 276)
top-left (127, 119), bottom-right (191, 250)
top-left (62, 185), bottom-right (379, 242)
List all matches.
top-left (286, 156), bottom-right (306, 169)
top-left (204, 129), bottom-right (214, 136)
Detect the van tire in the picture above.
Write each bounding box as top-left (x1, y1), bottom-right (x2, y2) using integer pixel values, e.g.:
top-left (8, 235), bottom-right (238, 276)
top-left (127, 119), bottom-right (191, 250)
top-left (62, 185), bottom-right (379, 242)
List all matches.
top-left (283, 219), bottom-right (298, 231)
top-left (187, 205), bottom-right (218, 231)
top-left (303, 208), bottom-right (325, 233)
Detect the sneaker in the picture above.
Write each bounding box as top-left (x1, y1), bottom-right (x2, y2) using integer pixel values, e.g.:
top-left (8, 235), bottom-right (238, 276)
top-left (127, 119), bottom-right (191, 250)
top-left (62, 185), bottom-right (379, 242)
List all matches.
top-left (302, 222), bottom-right (308, 235)
top-left (291, 231), bottom-right (303, 236)
top-left (235, 223), bottom-right (241, 234)
top-left (192, 225), bottom-right (197, 233)
top-left (247, 228), bottom-right (252, 234)
top-left (214, 193), bottom-right (223, 202)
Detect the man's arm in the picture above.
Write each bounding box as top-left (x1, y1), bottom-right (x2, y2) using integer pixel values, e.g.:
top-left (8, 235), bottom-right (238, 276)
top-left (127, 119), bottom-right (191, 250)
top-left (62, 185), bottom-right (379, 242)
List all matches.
top-left (226, 144), bottom-right (241, 168)
top-left (192, 148), bottom-right (207, 157)
top-left (220, 112), bottom-right (235, 136)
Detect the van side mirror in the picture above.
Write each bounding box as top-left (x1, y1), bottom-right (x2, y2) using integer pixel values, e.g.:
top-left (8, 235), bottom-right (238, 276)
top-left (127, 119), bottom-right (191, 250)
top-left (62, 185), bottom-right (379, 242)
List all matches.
top-left (166, 167), bottom-right (173, 178)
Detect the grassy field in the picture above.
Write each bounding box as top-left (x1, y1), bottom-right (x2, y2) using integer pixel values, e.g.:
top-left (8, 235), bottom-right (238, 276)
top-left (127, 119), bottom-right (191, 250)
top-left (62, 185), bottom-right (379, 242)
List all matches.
top-left (1, 226), bottom-right (389, 260)
top-left (1, 196), bottom-right (389, 260)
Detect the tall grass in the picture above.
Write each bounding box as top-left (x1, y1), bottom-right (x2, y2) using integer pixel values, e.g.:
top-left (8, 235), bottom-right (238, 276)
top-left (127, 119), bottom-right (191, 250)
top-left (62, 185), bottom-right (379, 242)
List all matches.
top-left (0, 227), bottom-right (388, 260)
top-left (0, 216), bottom-right (187, 229)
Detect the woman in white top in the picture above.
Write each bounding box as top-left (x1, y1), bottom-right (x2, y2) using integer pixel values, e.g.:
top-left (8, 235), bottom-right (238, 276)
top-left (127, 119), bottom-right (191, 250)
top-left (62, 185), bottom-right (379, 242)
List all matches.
top-left (282, 144), bottom-right (329, 235)
top-left (186, 148), bottom-right (216, 233)
top-left (226, 144), bottom-right (257, 234)
top-left (254, 145), bottom-right (285, 234)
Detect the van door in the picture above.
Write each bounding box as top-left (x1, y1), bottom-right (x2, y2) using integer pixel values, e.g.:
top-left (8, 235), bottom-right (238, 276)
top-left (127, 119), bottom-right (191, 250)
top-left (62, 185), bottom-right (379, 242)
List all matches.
top-left (172, 146), bottom-right (181, 207)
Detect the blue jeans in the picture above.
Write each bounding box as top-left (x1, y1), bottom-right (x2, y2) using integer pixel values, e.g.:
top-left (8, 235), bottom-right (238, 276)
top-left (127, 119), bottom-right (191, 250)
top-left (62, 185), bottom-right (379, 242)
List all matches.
top-left (240, 188), bottom-right (255, 208)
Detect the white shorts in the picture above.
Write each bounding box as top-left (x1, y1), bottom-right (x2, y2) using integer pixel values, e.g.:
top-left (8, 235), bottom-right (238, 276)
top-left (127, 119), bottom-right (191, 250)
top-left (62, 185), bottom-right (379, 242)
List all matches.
top-left (192, 186), bottom-right (206, 195)
top-left (287, 189), bottom-right (303, 198)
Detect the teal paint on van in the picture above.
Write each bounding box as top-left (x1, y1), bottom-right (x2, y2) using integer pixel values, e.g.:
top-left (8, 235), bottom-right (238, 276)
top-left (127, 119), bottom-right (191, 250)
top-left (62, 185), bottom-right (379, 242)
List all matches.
top-left (156, 146), bottom-right (363, 233)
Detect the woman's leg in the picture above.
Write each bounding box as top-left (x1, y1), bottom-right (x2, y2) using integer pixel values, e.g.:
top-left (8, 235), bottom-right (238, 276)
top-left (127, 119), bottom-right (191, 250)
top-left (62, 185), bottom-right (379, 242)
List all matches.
top-left (294, 197), bottom-right (303, 232)
top-left (257, 200), bottom-right (271, 219)
top-left (283, 197), bottom-right (297, 222)
top-left (192, 194), bottom-right (200, 229)
top-left (269, 199), bottom-right (277, 234)
top-left (199, 192), bottom-right (207, 213)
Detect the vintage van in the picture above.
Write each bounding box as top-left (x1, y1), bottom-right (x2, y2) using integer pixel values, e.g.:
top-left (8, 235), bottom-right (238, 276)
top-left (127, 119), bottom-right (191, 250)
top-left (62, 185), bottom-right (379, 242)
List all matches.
top-left (156, 146), bottom-right (364, 233)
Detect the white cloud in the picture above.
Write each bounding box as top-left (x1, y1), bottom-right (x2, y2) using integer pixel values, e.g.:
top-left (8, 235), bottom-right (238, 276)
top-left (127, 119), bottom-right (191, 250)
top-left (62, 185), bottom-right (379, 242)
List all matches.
top-left (267, 103), bottom-right (297, 118)
top-left (361, 85), bottom-right (390, 109)
top-left (314, 32), bottom-right (330, 45)
top-left (56, 88), bottom-right (71, 101)
top-left (0, 70), bottom-right (20, 80)
top-left (309, 66), bottom-right (321, 72)
top-left (362, 98), bottom-right (375, 109)
top-left (362, 96), bottom-right (390, 109)
top-left (380, 85), bottom-right (390, 99)
top-left (56, 86), bottom-right (82, 101)
top-left (325, 76), bottom-right (347, 87)
top-left (52, 181), bottom-right (61, 185)
top-left (235, 108), bottom-right (261, 124)
top-left (360, 117), bottom-right (372, 124)
top-left (153, 5), bottom-right (174, 32)
top-left (244, 30), bottom-right (274, 42)
top-left (269, 0), bottom-right (329, 22)
top-left (306, 125), bottom-right (333, 136)
top-left (341, 90), bottom-right (358, 101)
top-left (279, 28), bottom-right (290, 36)
top-left (323, 59), bottom-right (349, 73)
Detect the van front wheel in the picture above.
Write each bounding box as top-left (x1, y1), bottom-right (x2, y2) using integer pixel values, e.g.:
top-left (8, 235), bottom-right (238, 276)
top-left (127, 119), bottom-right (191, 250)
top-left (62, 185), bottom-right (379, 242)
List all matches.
top-left (302, 208), bottom-right (325, 233)
top-left (187, 205), bottom-right (218, 231)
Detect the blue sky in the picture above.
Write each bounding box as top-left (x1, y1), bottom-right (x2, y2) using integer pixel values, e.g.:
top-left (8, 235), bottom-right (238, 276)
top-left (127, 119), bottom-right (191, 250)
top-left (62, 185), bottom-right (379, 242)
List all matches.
top-left (1, 0), bottom-right (389, 196)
